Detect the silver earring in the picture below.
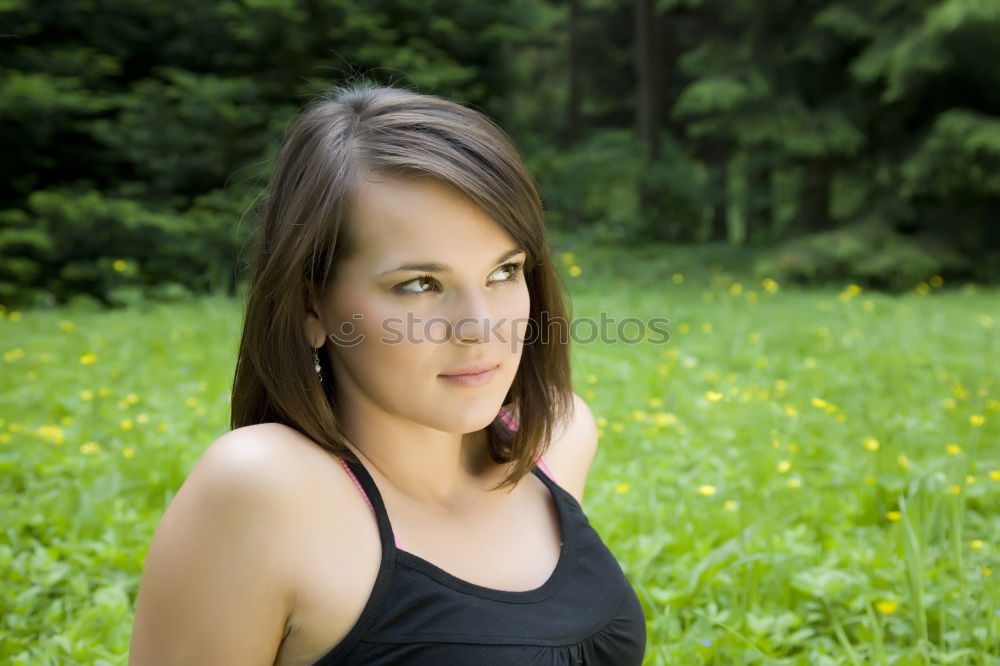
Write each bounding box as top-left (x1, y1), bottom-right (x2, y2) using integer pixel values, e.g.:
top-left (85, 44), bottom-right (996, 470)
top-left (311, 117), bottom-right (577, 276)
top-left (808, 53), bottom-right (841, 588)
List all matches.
top-left (313, 348), bottom-right (323, 382)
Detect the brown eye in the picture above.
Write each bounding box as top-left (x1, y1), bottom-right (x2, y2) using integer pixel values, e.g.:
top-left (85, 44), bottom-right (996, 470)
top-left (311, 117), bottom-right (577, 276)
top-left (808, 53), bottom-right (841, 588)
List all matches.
top-left (396, 276), bottom-right (439, 295)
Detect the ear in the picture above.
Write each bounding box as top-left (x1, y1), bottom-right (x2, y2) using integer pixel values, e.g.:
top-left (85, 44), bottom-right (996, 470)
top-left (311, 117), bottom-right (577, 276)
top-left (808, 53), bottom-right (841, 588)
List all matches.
top-left (303, 285), bottom-right (327, 349)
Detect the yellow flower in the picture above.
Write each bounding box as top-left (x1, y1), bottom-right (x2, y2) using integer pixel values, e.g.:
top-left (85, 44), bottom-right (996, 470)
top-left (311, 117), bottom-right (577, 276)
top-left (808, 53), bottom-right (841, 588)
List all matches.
top-left (897, 454), bottom-right (911, 470)
top-left (4, 348), bottom-right (25, 362)
top-left (970, 539), bottom-right (984, 550)
top-left (647, 397), bottom-right (662, 408)
top-left (611, 423), bottom-right (624, 433)
top-left (966, 475), bottom-right (976, 485)
top-left (723, 500), bottom-right (739, 511)
top-left (36, 425), bottom-right (65, 444)
top-left (672, 273), bottom-right (684, 284)
top-left (698, 485), bottom-right (717, 497)
top-left (886, 511), bottom-right (902, 522)
top-left (914, 282), bottom-right (930, 295)
top-left (80, 352), bottom-right (97, 365)
top-left (947, 485), bottom-right (962, 495)
top-left (862, 300), bottom-right (875, 312)
top-left (123, 447), bottom-right (136, 459)
top-left (185, 397), bottom-right (198, 408)
top-left (586, 374), bottom-right (598, 384)
top-left (863, 437), bottom-right (880, 452)
top-left (117, 399), bottom-right (130, 409)
top-left (705, 391), bottom-right (724, 403)
top-left (839, 284), bottom-right (862, 302)
top-left (9, 311), bottom-right (21, 322)
top-left (784, 404), bottom-right (798, 418)
top-left (0, 434), bottom-right (10, 444)
top-left (615, 483), bottom-right (630, 494)
top-left (136, 413), bottom-right (149, 424)
top-left (80, 441), bottom-right (100, 455)
top-left (568, 265), bottom-right (582, 277)
top-left (980, 314), bottom-right (994, 328)
top-left (653, 412), bottom-right (677, 427)
top-left (748, 333), bottom-right (760, 344)
top-left (761, 278), bottom-right (779, 293)
top-left (875, 600), bottom-right (898, 614)
top-left (700, 323), bottom-right (713, 334)
top-left (777, 460), bottom-right (792, 474)
top-left (864, 476), bottom-right (876, 486)
top-left (786, 478), bottom-right (802, 489)
top-left (678, 322), bottom-right (690, 334)
top-left (98, 386), bottom-right (112, 397)
top-left (126, 393), bottom-right (140, 404)
top-left (113, 259), bottom-right (127, 272)
top-left (560, 252), bottom-right (575, 265)
top-left (120, 419), bottom-right (134, 431)
top-left (990, 469), bottom-right (1000, 481)
top-left (969, 414), bottom-right (985, 426)
top-left (946, 443), bottom-right (962, 455)
top-left (631, 409), bottom-right (647, 422)
top-left (596, 417), bottom-right (608, 428)
top-left (158, 422), bottom-right (169, 432)
top-left (811, 397), bottom-right (828, 409)
top-left (984, 567), bottom-right (993, 577)
top-left (728, 282), bottom-right (743, 296)
top-left (59, 320), bottom-right (75, 332)
top-left (60, 416), bottom-right (73, 426)
top-left (929, 275), bottom-right (944, 287)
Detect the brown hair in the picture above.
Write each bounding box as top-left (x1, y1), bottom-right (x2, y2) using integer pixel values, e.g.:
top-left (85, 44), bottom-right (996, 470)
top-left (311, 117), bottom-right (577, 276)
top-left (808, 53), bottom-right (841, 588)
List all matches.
top-left (230, 82), bottom-right (574, 491)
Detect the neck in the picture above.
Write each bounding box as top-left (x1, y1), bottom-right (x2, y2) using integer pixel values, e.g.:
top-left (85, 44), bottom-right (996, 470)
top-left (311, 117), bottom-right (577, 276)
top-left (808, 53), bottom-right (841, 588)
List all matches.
top-left (335, 395), bottom-right (510, 511)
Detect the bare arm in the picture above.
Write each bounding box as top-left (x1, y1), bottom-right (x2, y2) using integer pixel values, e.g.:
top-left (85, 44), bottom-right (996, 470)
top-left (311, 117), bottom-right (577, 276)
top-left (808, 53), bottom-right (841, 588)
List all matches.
top-left (128, 429), bottom-right (298, 665)
top-left (540, 392), bottom-right (600, 504)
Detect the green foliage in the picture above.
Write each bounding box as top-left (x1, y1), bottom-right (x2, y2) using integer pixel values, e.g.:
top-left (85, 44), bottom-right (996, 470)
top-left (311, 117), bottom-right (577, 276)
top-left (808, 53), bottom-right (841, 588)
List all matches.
top-left (753, 222), bottom-right (971, 292)
top-left (530, 129), bottom-right (706, 242)
top-left (902, 109), bottom-right (1000, 198)
top-left (0, 188), bottom-right (255, 307)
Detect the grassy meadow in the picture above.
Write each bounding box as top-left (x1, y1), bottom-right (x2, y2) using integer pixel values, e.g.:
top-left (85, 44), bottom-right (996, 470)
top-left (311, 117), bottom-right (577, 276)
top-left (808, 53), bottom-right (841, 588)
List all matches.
top-left (1, 242), bottom-right (997, 664)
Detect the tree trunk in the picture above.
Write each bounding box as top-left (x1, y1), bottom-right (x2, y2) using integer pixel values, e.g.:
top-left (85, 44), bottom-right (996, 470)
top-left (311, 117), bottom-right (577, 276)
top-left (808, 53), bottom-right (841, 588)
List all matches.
top-left (745, 148), bottom-right (774, 244)
top-left (796, 159), bottom-right (834, 233)
top-left (564, 0), bottom-right (583, 232)
top-left (635, 0), bottom-right (665, 238)
top-left (705, 139), bottom-right (730, 242)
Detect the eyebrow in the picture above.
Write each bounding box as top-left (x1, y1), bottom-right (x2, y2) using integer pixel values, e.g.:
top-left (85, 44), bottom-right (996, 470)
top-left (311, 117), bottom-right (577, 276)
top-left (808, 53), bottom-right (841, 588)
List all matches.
top-left (379, 248), bottom-right (525, 277)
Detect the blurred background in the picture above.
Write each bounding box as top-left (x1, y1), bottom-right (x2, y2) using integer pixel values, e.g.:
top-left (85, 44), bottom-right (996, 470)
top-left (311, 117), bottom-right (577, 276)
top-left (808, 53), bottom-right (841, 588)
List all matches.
top-left (2, 2), bottom-right (998, 665)
top-left (2, 0), bottom-right (999, 308)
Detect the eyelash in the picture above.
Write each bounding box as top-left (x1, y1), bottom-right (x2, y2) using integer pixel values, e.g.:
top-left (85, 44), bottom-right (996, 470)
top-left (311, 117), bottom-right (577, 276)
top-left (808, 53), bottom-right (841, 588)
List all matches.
top-left (397, 262), bottom-right (525, 295)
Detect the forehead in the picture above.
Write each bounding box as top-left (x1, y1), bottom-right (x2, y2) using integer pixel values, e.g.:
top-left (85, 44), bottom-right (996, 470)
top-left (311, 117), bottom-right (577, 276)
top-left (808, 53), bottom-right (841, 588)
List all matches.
top-left (347, 176), bottom-right (518, 270)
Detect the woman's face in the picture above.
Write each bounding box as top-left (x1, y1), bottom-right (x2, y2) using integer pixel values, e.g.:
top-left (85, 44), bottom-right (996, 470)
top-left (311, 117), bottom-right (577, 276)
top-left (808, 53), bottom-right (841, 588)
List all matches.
top-left (307, 176), bottom-right (531, 435)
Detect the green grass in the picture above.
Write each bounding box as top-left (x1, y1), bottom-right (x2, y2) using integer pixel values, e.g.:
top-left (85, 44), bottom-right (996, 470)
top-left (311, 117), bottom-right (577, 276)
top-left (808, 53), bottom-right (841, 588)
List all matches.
top-left (1, 242), bottom-right (998, 664)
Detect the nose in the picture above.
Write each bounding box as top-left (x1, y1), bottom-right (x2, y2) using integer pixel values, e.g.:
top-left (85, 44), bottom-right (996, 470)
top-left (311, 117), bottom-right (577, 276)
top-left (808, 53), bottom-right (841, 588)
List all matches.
top-left (450, 288), bottom-right (491, 344)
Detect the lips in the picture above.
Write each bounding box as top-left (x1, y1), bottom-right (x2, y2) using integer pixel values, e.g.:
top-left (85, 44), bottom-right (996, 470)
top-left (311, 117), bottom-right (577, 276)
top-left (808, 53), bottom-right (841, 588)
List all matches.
top-left (440, 361), bottom-right (499, 376)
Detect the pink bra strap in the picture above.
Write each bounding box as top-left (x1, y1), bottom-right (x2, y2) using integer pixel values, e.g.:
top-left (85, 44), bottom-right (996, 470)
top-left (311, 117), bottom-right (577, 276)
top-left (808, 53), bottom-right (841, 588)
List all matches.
top-left (535, 456), bottom-right (557, 483)
top-left (497, 405), bottom-right (519, 431)
top-left (338, 456), bottom-right (406, 551)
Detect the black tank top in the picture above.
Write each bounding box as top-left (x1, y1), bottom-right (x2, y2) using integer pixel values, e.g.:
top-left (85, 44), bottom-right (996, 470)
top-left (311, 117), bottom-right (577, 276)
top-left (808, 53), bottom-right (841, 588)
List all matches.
top-left (312, 458), bottom-right (647, 665)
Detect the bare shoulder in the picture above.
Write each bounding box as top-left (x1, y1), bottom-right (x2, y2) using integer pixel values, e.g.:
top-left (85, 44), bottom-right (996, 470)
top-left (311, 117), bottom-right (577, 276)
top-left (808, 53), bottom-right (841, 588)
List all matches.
top-left (539, 392), bottom-right (600, 504)
top-left (129, 423), bottom-right (358, 665)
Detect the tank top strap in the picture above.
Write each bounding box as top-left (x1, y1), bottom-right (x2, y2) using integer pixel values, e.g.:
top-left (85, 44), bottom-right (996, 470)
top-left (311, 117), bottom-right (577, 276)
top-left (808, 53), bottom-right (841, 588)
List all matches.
top-left (338, 456), bottom-right (401, 553)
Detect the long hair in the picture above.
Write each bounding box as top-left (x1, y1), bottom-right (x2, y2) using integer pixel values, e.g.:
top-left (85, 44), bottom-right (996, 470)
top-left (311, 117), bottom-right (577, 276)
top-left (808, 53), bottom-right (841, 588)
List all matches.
top-left (230, 82), bottom-right (574, 491)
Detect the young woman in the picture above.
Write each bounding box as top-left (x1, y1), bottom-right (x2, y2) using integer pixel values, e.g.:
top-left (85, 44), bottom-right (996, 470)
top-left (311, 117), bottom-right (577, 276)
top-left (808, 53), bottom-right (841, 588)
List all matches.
top-left (128, 83), bottom-right (646, 665)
